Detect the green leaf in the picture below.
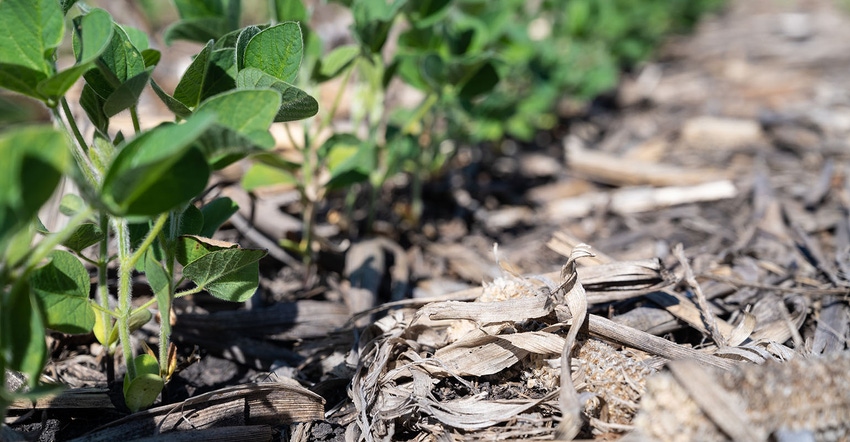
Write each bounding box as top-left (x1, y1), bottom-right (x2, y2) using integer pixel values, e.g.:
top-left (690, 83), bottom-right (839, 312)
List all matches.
top-left (38, 8), bottom-right (114, 100)
top-left (122, 354), bottom-right (163, 412)
top-left (352, 0), bottom-right (406, 54)
top-left (5, 283), bottom-right (47, 385)
top-left (92, 306), bottom-right (111, 347)
top-left (458, 61), bottom-right (499, 99)
top-left (199, 197), bottom-right (238, 238)
top-left (314, 44), bottom-right (359, 82)
top-left (404, 0), bottom-right (451, 28)
top-left (4, 221), bottom-right (37, 268)
top-left (59, 194), bottom-right (87, 217)
top-left (0, 0), bottom-right (64, 74)
top-left (213, 27), bottom-right (244, 50)
top-left (180, 204), bottom-right (205, 236)
top-left (320, 134), bottom-right (374, 190)
top-left (0, 64), bottom-right (48, 101)
top-left (176, 235), bottom-right (238, 266)
top-left (173, 41), bottom-right (213, 108)
top-left (63, 223), bottom-right (105, 253)
top-left (74, 10), bottom-right (116, 63)
top-left (174, 0), bottom-right (225, 19)
top-left (393, 54), bottom-right (428, 91)
top-left (241, 162), bottom-right (297, 192)
top-left (236, 68), bottom-right (317, 122)
top-left (273, 0), bottom-right (308, 23)
top-left (235, 26), bottom-right (261, 71)
top-left (124, 373), bottom-right (163, 411)
top-left (193, 125), bottom-right (267, 170)
top-left (80, 83), bottom-right (109, 133)
top-left (164, 17), bottom-right (231, 45)
top-left (101, 114), bottom-right (215, 217)
top-left (103, 67), bottom-right (153, 117)
top-left (30, 250), bottom-right (95, 335)
top-left (121, 25), bottom-right (150, 51)
top-left (0, 127), bottom-right (70, 250)
top-left (182, 248), bottom-right (267, 302)
top-left (251, 151), bottom-right (301, 172)
top-left (62, 0), bottom-right (81, 15)
top-left (203, 48), bottom-right (237, 100)
top-left (195, 88), bottom-right (281, 147)
top-left (243, 22), bottom-right (303, 83)
top-left (150, 79), bottom-right (192, 118)
top-left (141, 49), bottom-right (161, 68)
top-left (195, 89), bottom-right (280, 161)
top-left (92, 24), bottom-right (146, 88)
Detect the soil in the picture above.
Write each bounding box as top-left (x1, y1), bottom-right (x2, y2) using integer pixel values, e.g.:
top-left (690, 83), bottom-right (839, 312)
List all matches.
top-left (6, 0), bottom-right (850, 440)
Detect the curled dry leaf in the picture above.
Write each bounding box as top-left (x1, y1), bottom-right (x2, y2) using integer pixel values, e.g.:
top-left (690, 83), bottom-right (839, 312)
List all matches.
top-left (555, 244), bottom-right (594, 440)
top-left (350, 242), bottom-right (664, 440)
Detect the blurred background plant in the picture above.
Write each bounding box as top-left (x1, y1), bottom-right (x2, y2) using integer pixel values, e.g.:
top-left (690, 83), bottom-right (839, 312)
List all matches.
top-left (451, 0), bottom-right (726, 142)
top-left (156, 0), bottom-right (724, 267)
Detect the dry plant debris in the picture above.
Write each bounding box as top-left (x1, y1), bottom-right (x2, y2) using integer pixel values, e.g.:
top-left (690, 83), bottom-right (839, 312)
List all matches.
top-left (631, 351), bottom-right (850, 442)
top-left (70, 383), bottom-right (324, 441)
top-left (344, 234), bottom-right (849, 441)
top-left (346, 244), bottom-right (684, 440)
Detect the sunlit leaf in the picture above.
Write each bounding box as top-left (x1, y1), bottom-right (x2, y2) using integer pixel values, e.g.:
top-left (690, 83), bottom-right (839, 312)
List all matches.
top-left (182, 248), bottom-right (266, 302)
top-left (243, 22), bottom-right (303, 83)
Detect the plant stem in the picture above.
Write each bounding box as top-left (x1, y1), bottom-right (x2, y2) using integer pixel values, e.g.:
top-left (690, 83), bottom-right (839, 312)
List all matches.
top-left (129, 106), bottom-right (141, 134)
top-left (402, 94), bottom-right (438, 136)
top-left (300, 191), bottom-right (315, 267)
top-left (113, 218), bottom-right (136, 380)
top-left (53, 101), bottom-right (99, 187)
top-left (403, 95), bottom-right (439, 225)
top-left (158, 211), bottom-right (181, 376)
top-left (90, 302), bottom-right (119, 316)
top-left (133, 285), bottom-right (203, 314)
top-left (96, 212), bottom-right (111, 350)
top-left (268, 0), bottom-right (278, 25)
top-left (295, 63), bottom-right (358, 266)
top-left (314, 61), bottom-right (356, 145)
top-left (60, 98), bottom-right (88, 154)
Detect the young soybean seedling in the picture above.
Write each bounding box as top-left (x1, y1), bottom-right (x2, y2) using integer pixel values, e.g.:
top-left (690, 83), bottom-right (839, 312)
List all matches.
top-left (0, 0), bottom-right (317, 414)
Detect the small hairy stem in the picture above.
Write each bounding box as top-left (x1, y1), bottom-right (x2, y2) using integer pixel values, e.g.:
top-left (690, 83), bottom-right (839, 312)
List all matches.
top-left (158, 305), bottom-right (171, 377)
top-left (97, 212), bottom-right (111, 351)
top-left (90, 302), bottom-right (119, 317)
top-left (158, 211), bottom-right (181, 376)
top-left (113, 218), bottom-right (136, 379)
top-left (174, 285), bottom-right (204, 299)
top-left (114, 213), bottom-right (168, 380)
top-left (53, 101), bottom-right (99, 187)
